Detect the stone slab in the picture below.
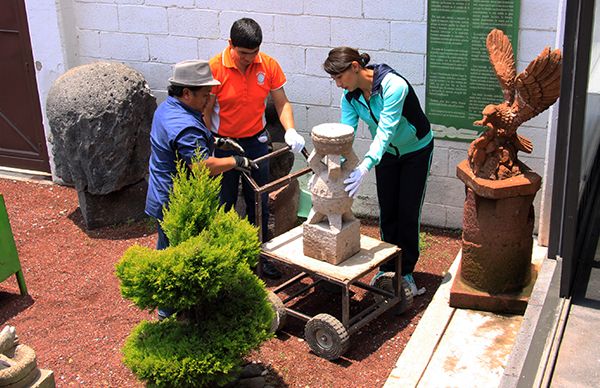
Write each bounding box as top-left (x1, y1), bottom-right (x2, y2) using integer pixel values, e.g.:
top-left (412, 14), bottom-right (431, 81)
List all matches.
top-left (449, 261), bottom-right (540, 315)
top-left (456, 159), bottom-right (542, 199)
top-left (262, 225), bottom-right (400, 283)
top-left (418, 309), bottom-right (523, 388)
top-left (384, 253), bottom-right (460, 388)
top-left (303, 219), bottom-right (360, 264)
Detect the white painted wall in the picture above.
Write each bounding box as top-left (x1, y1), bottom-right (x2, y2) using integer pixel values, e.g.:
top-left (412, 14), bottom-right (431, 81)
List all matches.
top-left (24, 0), bottom-right (564, 231)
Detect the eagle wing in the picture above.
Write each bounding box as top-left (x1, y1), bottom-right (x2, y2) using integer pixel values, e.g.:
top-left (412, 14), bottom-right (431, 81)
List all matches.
top-left (514, 47), bottom-right (562, 124)
top-left (486, 29), bottom-right (517, 104)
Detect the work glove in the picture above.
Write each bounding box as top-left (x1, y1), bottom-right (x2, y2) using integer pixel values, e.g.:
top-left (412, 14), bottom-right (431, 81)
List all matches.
top-left (233, 155), bottom-right (258, 173)
top-left (214, 137), bottom-right (245, 154)
top-left (343, 162), bottom-right (369, 198)
top-left (284, 128), bottom-right (305, 154)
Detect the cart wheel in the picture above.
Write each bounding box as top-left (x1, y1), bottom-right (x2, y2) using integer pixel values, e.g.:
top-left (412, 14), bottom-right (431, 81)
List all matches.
top-left (372, 272), bottom-right (414, 315)
top-left (304, 314), bottom-right (349, 360)
top-left (267, 291), bottom-right (287, 333)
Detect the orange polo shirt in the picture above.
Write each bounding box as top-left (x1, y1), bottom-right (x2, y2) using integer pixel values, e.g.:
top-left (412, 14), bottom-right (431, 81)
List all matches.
top-left (208, 48), bottom-right (286, 138)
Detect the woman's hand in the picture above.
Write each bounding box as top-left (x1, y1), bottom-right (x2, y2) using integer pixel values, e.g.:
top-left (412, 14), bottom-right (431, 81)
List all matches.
top-left (344, 163), bottom-right (369, 198)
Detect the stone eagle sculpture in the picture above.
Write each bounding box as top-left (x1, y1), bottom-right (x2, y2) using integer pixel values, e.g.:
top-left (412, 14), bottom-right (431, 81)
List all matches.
top-left (468, 28), bottom-right (562, 179)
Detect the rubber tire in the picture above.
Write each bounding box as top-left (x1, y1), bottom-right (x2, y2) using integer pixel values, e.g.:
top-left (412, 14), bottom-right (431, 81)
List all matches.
top-left (372, 272), bottom-right (414, 315)
top-left (304, 313), bottom-right (349, 360)
top-left (267, 291), bottom-right (287, 333)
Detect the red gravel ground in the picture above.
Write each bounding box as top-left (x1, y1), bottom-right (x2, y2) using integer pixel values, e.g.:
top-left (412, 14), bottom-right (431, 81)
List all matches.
top-left (0, 177), bottom-right (461, 387)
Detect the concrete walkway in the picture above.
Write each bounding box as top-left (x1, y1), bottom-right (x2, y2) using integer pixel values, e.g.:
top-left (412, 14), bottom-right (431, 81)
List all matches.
top-left (385, 244), bottom-right (547, 388)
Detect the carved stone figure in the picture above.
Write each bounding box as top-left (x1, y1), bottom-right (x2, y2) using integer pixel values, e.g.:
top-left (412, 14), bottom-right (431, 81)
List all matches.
top-left (468, 29), bottom-right (562, 180)
top-left (47, 62), bottom-right (156, 229)
top-left (303, 123), bottom-right (360, 264)
top-left (451, 29), bottom-right (562, 314)
top-left (0, 325), bottom-right (55, 387)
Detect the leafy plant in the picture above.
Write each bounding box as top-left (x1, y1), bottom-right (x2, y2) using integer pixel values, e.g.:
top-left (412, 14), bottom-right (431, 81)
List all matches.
top-left (116, 154), bottom-right (272, 387)
top-left (159, 155), bottom-right (221, 246)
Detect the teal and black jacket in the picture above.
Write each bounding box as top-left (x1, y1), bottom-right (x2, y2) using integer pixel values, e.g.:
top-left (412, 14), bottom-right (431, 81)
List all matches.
top-left (341, 63), bottom-right (432, 171)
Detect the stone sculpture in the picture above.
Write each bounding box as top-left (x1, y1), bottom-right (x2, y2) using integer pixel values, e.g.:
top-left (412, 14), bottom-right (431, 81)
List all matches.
top-left (47, 62), bottom-right (156, 229)
top-left (0, 325), bottom-right (55, 387)
top-left (303, 123), bottom-right (360, 264)
top-left (468, 28), bottom-right (562, 180)
top-left (451, 29), bottom-right (562, 314)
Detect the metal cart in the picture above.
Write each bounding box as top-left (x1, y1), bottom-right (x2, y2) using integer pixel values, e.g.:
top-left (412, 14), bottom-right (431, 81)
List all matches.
top-left (240, 146), bottom-right (413, 360)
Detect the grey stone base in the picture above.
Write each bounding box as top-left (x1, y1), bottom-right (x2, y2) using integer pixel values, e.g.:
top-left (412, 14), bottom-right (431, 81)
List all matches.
top-left (77, 179), bottom-right (148, 230)
top-left (303, 218), bottom-right (360, 265)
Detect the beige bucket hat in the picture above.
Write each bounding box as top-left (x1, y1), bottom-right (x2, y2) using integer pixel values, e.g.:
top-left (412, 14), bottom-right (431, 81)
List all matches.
top-left (168, 60), bottom-right (220, 87)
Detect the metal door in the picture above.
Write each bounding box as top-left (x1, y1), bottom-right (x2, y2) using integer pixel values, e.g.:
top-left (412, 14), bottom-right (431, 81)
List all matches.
top-left (0, 0), bottom-right (50, 173)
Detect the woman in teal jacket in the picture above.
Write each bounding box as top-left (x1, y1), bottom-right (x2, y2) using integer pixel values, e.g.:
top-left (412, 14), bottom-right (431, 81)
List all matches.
top-left (323, 47), bottom-right (434, 296)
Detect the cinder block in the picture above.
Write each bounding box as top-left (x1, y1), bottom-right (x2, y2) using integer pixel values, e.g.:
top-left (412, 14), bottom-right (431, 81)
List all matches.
top-left (128, 61), bottom-right (172, 90)
top-left (363, 0), bottom-right (425, 21)
top-left (517, 29), bottom-right (557, 64)
top-left (331, 18), bottom-right (389, 51)
top-left (219, 12), bottom-right (274, 42)
top-left (99, 32), bottom-right (149, 61)
top-left (198, 39), bottom-right (227, 59)
top-left (369, 52), bottom-right (425, 85)
top-left (168, 9), bottom-right (219, 38)
top-left (148, 35), bottom-right (198, 63)
top-left (261, 44), bottom-right (305, 74)
top-left (449, 149), bottom-right (467, 177)
top-left (274, 15), bottom-right (330, 46)
top-left (303, 219), bottom-right (361, 264)
top-left (75, 3), bottom-right (118, 31)
top-left (446, 206), bottom-right (464, 230)
top-left (391, 22), bottom-right (427, 53)
top-left (520, 0), bottom-right (560, 30)
top-left (78, 30), bottom-right (100, 57)
top-left (421, 202), bottom-right (447, 228)
top-left (146, 0), bottom-right (194, 6)
top-left (304, 0), bottom-right (362, 17)
top-left (306, 105), bottom-right (340, 130)
top-left (285, 74), bottom-right (331, 105)
top-left (430, 146), bottom-right (449, 176)
top-left (118, 5), bottom-right (167, 34)
top-left (425, 176), bottom-right (465, 208)
top-left (306, 47), bottom-right (332, 76)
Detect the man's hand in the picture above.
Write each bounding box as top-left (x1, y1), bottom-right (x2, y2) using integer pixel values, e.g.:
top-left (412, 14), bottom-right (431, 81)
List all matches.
top-left (233, 155), bottom-right (258, 173)
top-left (215, 137), bottom-right (245, 154)
top-left (284, 128), bottom-right (305, 154)
top-left (343, 163), bottom-right (369, 198)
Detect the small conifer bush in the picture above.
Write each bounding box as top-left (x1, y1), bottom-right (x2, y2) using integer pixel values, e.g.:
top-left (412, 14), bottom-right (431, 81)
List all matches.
top-left (116, 157), bottom-right (273, 387)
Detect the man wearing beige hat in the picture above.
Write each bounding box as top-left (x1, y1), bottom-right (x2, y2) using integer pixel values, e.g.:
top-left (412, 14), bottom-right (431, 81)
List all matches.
top-left (146, 59), bottom-right (259, 320)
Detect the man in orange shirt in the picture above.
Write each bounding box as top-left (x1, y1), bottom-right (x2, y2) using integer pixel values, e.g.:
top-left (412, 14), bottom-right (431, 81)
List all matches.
top-left (205, 18), bottom-right (305, 278)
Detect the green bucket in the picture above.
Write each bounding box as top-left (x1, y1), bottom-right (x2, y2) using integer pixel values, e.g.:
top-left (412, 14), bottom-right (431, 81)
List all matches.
top-left (297, 188), bottom-right (312, 218)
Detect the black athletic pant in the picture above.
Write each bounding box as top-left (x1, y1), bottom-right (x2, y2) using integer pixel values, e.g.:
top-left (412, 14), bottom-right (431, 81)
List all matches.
top-left (376, 140), bottom-right (433, 275)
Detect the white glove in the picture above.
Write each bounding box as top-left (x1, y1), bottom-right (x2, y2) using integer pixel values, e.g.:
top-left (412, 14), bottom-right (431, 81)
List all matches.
top-left (284, 128), bottom-right (305, 154)
top-left (343, 163), bottom-right (369, 198)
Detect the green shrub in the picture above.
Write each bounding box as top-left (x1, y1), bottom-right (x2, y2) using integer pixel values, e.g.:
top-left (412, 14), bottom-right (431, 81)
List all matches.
top-left (160, 156), bottom-right (222, 246)
top-left (116, 154), bottom-right (272, 387)
top-left (122, 270), bottom-right (272, 387)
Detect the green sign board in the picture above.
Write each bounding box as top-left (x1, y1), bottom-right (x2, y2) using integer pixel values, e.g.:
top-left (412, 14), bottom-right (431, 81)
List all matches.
top-left (426, 0), bottom-right (520, 141)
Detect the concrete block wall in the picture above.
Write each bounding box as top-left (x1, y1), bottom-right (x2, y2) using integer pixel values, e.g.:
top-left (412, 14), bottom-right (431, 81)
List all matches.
top-left (30, 0), bottom-right (562, 230)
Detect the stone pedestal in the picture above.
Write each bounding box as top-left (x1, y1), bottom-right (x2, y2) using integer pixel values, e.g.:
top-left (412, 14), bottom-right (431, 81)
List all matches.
top-left (78, 179), bottom-right (148, 229)
top-left (303, 219), bottom-right (360, 265)
top-left (450, 160), bottom-right (542, 314)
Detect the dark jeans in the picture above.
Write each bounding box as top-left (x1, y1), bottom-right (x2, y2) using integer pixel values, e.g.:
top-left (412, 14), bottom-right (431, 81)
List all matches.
top-left (215, 135), bottom-right (270, 241)
top-left (376, 140), bottom-right (433, 275)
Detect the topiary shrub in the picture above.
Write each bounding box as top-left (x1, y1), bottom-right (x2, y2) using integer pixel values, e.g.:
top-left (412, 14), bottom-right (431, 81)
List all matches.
top-left (116, 158), bottom-right (273, 387)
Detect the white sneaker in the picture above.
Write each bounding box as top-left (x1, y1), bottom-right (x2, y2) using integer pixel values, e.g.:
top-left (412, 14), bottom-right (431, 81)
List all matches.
top-left (403, 273), bottom-right (426, 296)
